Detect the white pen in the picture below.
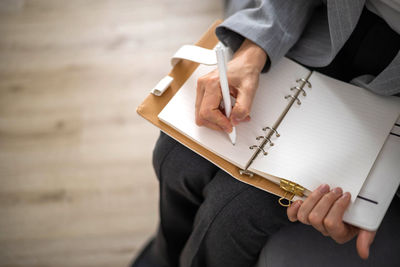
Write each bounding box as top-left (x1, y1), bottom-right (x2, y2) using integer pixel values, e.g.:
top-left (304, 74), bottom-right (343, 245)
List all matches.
top-left (215, 44), bottom-right (236, 145)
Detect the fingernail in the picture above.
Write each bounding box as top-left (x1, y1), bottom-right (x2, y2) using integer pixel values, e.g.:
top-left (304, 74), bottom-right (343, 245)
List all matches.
top-left (318, 184), bottom-right (330, 194)
top-left (291, 201), bottom-right (300, 209)
top-left (341, 192), bottom-right (351, 200)
top-left (232, 116), bottom-right (244, 124)
top-left (332, 187), bottom-right (343, 195)
top-left (294, 200), bottom-right (303, 208)
top-left (224, 127), bottom-right (232, 133)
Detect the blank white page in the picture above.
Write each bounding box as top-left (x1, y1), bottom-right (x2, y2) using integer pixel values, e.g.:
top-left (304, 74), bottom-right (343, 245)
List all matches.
top-left (250, 72), bottom-right (400, 201)
top-left (158, 58), bottom-right (310, 169)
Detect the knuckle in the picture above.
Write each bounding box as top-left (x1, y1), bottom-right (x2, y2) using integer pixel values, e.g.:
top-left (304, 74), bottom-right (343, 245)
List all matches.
top-left (323, 217), bottom-right (336, 230)
top-left (308, 212), bottom-right (322, 226)
top-left (234, 105), bottom-right (250, 118)
top-left (209, 75), bottom-right (219, 83)
top-left (199, 109), bottom-right (211, 120)
top-left (240, 106), bottom-right (250, 116)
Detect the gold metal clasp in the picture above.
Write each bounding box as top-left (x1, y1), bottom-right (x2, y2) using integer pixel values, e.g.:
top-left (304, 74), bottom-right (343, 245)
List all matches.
top-left (278, 179), bottom-right (305, 207)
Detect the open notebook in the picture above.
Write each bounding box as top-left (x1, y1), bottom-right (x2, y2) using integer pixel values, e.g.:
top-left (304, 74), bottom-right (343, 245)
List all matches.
top-left (342, 121), bottom-right (400, 230)
top-left (157, 58), bottom-right (400, 229)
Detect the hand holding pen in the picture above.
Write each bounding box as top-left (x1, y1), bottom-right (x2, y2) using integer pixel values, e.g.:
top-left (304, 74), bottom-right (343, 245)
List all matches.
top-left (195, 39), bottom-right (267, 143)
top-left (216, 44), bottom-right (237, 145)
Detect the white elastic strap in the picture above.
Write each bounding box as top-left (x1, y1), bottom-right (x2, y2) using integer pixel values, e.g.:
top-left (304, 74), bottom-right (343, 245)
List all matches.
top-left (151, 43), bottom-right (232, 96)
top-left (171, 44), bottom-right (218, 67)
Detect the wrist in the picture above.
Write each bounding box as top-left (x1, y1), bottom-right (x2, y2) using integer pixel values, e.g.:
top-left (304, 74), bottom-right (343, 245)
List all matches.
top-left (233, 39), bottom-right (267, 73)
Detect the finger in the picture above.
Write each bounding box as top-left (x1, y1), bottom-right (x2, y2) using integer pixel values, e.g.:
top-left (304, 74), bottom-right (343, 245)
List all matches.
top-left (297, 184), bottom-right (330, 225)
top-left (199, 106), bottom-right (232, 132)
top-left (195, 79), bottom-right (205, 126)
top-left (287, 200), bottom-right (303, 222)
top-left (231, 84), bottom-right (256, 125)
top-left (199, 83), bottom-right (232, 133)
top-left (308, 187), bottom-right (343, 235)
top-left (324, 192), bottom-right (357, 243)
top-left (356, 230), bottom-right (376, 260)
top-left (231, 115), bottom-right (251, 125)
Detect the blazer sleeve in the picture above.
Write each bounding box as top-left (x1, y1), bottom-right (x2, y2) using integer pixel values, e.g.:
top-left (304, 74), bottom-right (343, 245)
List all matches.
top-left (216, 0), bottom-right (320, 69)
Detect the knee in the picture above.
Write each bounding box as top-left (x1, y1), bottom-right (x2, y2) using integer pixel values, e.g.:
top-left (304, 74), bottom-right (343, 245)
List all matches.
top-left (152, 132), bottom-right (218, 196)
top-left (200, 179), bottom-right (288, 238)
top-left (152, 132), bottom-right (179, 180)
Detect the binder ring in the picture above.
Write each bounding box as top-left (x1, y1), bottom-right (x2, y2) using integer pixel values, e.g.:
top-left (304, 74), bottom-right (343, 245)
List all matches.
top-left (266, 137), bottom-right (274, 146)
top-left (249, 145), bottom-right (268, 155)
top-left (256, 136), bottom-right (274, 146)
top-left (296, 78), bottom-right (312, 88)
top-left (285, 95), bottom-right (301, 105)
top-left (262, 127), bottom-right (280, 137)
top-left (290, 86), bottom-right (307, 96)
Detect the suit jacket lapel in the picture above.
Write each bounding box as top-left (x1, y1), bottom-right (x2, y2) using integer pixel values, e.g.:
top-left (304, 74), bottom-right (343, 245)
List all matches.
top-left (326, 0), bottom-right (365, 54)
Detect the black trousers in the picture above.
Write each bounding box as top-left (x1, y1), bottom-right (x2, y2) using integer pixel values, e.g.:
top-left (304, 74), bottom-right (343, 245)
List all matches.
top-left (147, 8), bottom-right (400, 267)
top-left (151, 132), bottom-right (290, 267)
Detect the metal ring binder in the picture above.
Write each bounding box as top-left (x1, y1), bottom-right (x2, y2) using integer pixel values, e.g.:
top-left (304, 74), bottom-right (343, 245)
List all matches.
top-left (249, 145), bottom-right (268, 155)
top-left (290, 86), bottom-right (307, 96)
top-left (262, 126), bottom-right (280, 137)
top-left (240, 72), bottom-right (313, 191)
top-left (296, 78), bottom-right (312, 88)
top-left (285, 95), bottom-right (301, 105)
top-left (256, 136), bottom-right (274, 146)
top-left (256, 136), bottom-right (265, 140)
top-left (266, 137), bottom-right (274, 146)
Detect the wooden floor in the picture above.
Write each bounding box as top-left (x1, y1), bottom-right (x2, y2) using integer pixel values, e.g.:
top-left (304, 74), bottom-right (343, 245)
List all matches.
top-left (0, 1), bottom-right (222, 266)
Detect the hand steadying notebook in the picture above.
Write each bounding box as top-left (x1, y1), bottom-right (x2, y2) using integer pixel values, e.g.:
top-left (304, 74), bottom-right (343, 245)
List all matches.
top-left (158, 57), bottom-right (400, 217)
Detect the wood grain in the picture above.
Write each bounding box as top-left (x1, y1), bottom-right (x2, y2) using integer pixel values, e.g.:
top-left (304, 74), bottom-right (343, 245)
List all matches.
top-left (0, 1), bottom-right (222, 266)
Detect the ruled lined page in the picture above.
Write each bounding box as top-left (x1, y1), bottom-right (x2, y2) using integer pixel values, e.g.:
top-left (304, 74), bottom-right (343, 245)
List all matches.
top-left (250, 72), bottom-right (400, 201)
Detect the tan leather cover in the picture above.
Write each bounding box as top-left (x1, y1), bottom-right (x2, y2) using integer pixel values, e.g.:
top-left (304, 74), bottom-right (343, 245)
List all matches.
top-left (136, 20), bottom-right (287, 198)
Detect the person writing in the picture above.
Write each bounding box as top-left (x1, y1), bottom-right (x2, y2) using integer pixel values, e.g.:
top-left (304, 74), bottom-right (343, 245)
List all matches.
top-left (132, 0), bottom-right (400, 266)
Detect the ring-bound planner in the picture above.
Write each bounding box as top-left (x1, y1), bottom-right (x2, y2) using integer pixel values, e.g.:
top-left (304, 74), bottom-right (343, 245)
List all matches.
top-left (137, 21), bottom-right (400, 230)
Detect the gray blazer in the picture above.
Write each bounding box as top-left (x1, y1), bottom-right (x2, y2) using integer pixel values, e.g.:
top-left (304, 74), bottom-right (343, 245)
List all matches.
top-left (216, 0), bottom-right (400, 95)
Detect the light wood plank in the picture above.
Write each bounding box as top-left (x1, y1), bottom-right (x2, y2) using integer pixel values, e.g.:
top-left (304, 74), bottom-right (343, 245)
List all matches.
top-left (0, 0), bottom-right (222, 266)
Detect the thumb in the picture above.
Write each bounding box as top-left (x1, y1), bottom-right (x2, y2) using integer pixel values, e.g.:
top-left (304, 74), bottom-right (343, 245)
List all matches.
top-left (356, 230), bottom-right (376, 260)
